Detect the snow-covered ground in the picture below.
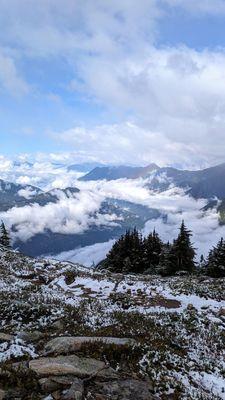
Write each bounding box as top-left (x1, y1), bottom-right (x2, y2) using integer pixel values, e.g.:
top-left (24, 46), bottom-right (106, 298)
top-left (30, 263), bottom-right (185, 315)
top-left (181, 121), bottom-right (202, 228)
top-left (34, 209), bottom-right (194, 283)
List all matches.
top-left (0, 246), bottom-right (224, 399)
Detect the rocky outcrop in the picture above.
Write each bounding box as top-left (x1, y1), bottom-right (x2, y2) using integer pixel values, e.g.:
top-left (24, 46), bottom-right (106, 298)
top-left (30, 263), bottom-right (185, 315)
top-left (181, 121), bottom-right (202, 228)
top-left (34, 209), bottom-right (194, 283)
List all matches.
top-left (93, 379), bottom-right (154, 400)
top-left (44, 336), bottom-right (137, 355)
top-left (29, 355), bottom-right (118, 379)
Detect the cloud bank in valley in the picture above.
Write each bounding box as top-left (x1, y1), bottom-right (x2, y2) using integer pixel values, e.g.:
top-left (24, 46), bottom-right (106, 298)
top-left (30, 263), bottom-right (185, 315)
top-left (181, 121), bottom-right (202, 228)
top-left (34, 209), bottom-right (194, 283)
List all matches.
top-left (1, 161), bottom-right (224, 263)
top-left (0, 190), bottom-right (118, 242)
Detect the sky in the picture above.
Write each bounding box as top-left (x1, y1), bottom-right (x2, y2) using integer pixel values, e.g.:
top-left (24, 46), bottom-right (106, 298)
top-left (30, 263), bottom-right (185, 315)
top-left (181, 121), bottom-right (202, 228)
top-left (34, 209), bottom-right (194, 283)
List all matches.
top-left (1, 0), bottom-right (225, 167)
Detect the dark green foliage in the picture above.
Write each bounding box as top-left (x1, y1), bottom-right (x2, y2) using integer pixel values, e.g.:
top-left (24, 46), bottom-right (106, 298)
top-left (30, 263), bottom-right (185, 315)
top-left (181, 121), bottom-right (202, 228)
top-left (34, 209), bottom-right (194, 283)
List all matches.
top-left (171, 221), bottom-right (196, 274)
top-left (102, 222), bottom-right (224, 278)
top-left (106, 228), bottom-right (145, 273)
top-left (157, 242), bottom-right (177, 276)
top-left (205, 238), bottom-right (225, 277)
top-left (0, 221), bottom-right (11, 248)
top-left (143, 229), bottom-right (163, 272)
top-left (103, 222), bottom-right (198, 276)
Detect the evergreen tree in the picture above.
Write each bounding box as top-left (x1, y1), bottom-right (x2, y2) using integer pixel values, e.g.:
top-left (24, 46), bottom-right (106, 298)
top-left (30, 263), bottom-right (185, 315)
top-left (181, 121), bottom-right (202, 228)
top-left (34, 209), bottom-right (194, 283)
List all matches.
top-left (128, 228), bottom-right (144, 273)
top-left (105, 228), bottom-right (144, 274)
top-left (143, 229), bottom-right (163, 272)
top-left (206, 238), bottom-right (225, 278)
top-left (0, 221), bottom-right (11, 248)
top-left (157, 242), bottom-right (177, 276)
top-left (171, 221), bottom-right (196, 273)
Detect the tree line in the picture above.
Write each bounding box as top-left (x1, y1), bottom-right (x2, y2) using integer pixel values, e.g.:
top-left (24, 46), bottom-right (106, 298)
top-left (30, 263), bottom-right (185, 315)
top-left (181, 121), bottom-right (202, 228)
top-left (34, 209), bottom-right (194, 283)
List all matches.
top-left (100, 222), bottom-right (225, 278)
top-left (0, 219), bottom-right (225, 278)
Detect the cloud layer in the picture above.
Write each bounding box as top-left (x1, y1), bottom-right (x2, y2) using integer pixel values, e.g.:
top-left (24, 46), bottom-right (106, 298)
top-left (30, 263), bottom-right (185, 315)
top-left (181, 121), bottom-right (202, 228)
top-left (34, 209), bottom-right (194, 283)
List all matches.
top-left (1, 1), bottom-right (225, 166)
top-left (1, 158), bottom-right (224, 260)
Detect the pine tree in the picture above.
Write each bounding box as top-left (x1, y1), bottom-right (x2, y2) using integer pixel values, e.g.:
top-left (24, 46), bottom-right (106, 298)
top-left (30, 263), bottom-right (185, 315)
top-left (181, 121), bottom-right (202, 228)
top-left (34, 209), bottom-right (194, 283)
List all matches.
top-left (128, 228), bottom-right (144, 273)
top-left (206, 238), bottom-right (225, 278)
top-left (0, 221), bottom-right (11, 248)
top-left (105, 228), bottom-right (144, 274)
top-left (171, 221), bottom-right (196, 274)
top-left (157, 241), bottom-right (177, 276)
top-left (143, 229), bottom-right (163, 272)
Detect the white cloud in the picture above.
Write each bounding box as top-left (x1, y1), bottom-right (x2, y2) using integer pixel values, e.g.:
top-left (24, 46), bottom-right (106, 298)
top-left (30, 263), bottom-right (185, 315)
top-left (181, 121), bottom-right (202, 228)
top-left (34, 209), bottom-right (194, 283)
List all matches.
top-left (53, 239), bottom-right (115, 267)
top-left (0, 160), bottom-right (224, 258)
top-left (17, 187), bottom-right (39, 199)
top-left (1, 2), bottom-right (225, 165)
top-left (52, 45), bottom-right (225, 167)
top-left (0, 189), bottom-right (119, 241)
top-left (0, 50), bottom-right (29, 96)
top-left (143, 208), bottom-right (225, 258)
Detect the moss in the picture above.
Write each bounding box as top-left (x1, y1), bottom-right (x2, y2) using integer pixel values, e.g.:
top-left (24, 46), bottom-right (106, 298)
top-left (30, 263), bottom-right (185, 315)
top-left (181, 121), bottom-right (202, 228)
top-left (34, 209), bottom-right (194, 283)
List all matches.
top-left (0, 364), bottom-right (41, 399)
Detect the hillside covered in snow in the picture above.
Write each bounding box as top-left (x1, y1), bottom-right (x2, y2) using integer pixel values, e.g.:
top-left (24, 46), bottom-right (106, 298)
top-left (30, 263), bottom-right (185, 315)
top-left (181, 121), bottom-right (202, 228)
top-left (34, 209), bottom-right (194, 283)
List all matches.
top-left (0, 246), bottom-right (224, 399)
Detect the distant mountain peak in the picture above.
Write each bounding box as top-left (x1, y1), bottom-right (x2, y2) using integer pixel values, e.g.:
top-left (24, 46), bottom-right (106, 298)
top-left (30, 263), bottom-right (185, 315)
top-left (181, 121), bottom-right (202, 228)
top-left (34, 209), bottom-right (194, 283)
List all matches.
top-left (79, 163), bottom-right (159, 181)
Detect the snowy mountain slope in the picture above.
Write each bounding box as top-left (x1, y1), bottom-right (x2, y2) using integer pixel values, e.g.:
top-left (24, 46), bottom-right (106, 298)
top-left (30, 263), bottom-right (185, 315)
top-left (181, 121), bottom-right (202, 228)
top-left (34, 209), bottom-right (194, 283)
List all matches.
top-left (0, 246), bottom-right (224, 399)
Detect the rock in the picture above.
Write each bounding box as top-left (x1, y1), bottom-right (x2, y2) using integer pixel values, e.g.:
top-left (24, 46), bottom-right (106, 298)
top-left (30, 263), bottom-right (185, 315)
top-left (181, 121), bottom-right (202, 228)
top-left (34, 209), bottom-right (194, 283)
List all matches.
top-left (0, 389), bottom-right (6, 400)
top-left (95, 379), bottom-right (154, 400)
top-left (39, 376), bottom-right (74, 393)
top-left (0, 333), bottom-right (13, 342)
top-left (52, 391), bottom-right (61, 400)
top-left (51, 320), bottom-right (64, 331)
top-left (29, 355), bottom-right (118, 379)
top-left (187, 304), bottom-right (196, 311)
top-left (218, 307), bottom-right (225, 317)
top-left (44, 336), bottom-right (136, 355)
top-left (17, 330), bottom-right (44, 343)
top-left (62, 378), bottom-right (84, 400)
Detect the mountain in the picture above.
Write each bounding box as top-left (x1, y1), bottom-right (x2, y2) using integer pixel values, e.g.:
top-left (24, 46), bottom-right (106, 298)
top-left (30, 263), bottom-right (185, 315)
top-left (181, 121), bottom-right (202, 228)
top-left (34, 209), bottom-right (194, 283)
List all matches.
top-left (147, 163), bottom-right (225, 199)
top-left (80, 162), bottom-right (225, 199)
top-left (0, 179), bottom-right (80, 212)
top-left (79, 163), bottom-right (159, 181)
top-left (0, 179), bottom-right (42, 211)
top-left (68, 162), bottom-right (106, 173)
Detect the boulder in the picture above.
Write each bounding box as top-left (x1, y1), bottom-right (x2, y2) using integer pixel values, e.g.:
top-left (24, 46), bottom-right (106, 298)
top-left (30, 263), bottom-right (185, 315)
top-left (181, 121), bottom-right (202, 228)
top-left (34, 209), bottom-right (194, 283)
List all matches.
top-left (62, 378), bottom-right (84, 400)
top-left (39, 376), bottom-right (74, 392)
top-left (0, 333), bottom-right (13, 342)
top-left (94, 379), bottom-right (154, 400)
top-left (17, 330), bottom-right (45, 343)
top-left (29, 355), bottom-right (118, 379)
top-left (44, 336), bottom-right (136, 355)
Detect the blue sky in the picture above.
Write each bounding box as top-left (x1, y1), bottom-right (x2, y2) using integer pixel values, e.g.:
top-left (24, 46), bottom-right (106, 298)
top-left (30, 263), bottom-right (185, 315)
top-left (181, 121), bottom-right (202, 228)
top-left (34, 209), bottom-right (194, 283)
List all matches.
top-left (1, 0), bottom-right (225, 167)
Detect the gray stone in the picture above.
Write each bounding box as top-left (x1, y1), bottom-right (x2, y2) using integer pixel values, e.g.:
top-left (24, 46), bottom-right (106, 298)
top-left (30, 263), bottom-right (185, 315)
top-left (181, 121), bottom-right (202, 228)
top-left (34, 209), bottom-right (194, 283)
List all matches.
top-left (39, 376), bottom-right (74, 393)
top-left (44, 336), bottom-right (136, 355)
top-left (51, 320), bottom-right (64, 331)
top-left (17, 330), bottom-right (44, 343)
top-left (62, 378), bottom-right (84, 400)
top-left (0, 333), bottom-right (13, 342)
top-left (29, 355), bottom-right (118, 379)
top-left (95, 379), bottom-right (154, 400)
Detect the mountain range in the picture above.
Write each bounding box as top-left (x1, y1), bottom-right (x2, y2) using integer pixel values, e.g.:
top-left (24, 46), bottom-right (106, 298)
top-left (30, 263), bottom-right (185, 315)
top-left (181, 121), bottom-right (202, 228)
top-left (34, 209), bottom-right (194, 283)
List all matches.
top-left (80, 162), bottom-right (225, 199)
top-left (1, 162), bottom-right (225, 259)
top-left (79, 163), bottom-right (159, 181)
